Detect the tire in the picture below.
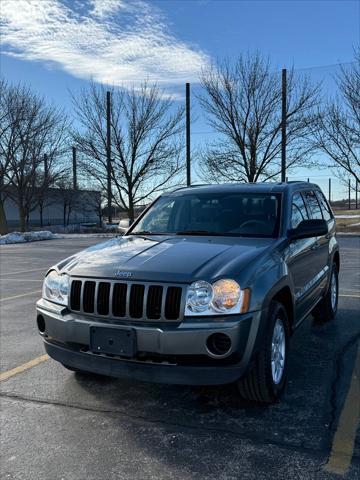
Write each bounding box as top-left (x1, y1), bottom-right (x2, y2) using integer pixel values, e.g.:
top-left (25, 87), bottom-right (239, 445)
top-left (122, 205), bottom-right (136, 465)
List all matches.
top-left (237, 301), bottom-right (290, 403)
top-left (312, 263), bottom-right (338, 322)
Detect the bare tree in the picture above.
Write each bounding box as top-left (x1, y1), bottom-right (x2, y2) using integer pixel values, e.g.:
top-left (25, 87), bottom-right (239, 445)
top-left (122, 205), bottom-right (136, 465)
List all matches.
top-left (198, 53), bottom-right (320, 183)
top-left (315, 49), bottom-right (360, 184)
top-left (72, 82), bottom-right (184, 222)
top-left (0, 78), bottom-right (22, 233)
top-left (56, 179), bottom-right (79, 228)
top-left (0, 80), bottom-right (68, 231)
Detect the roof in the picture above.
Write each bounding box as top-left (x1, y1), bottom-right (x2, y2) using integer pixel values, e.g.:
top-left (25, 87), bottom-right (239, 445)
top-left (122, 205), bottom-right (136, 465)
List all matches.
top-left (167, 182), bottom-right (320, 196)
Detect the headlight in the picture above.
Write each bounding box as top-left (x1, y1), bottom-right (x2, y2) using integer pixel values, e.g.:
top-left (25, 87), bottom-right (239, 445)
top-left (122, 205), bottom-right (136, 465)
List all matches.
top-left (185, 279), bottom-right (249, 316)
top-left (187, 280), bottom-right (214, 312)
top-left (212, 279), bottom-right (242, 312)
top-left (42, 270), bottom-right (69, 306)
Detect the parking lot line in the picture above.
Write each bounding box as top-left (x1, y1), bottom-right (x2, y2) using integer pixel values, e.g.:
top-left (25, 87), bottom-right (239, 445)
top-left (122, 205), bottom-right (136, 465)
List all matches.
top-left (0, 290), bottom-right (42, 302)
top-left (0, 354), bottom-right (49, 382)
top-left (1, 267), bottom-right (47, 276)
top-left (339, 294), bottom-right (360, 298)
top-left (324, 342), bottom-right (360, 475)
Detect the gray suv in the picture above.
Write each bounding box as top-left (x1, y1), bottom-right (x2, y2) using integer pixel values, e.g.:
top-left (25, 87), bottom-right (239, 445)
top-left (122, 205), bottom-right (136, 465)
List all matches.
top-left (36, 182), bottom-right (339, 403)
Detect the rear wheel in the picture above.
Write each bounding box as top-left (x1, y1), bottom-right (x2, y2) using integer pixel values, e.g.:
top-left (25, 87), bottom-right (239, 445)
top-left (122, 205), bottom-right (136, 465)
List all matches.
top-left (312, 263), bottom-right (338, 322)
top-left (237, 301), bottom-right (289, 403)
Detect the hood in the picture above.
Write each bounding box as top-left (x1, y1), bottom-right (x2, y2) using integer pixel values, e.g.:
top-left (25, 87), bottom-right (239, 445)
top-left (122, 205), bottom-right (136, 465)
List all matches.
top-left (59, 235), bottom-right (274, 283)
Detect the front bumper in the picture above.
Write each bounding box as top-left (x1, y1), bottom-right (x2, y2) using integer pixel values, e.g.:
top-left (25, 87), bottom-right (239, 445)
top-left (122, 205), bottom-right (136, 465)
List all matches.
top-left (36, 298), bottom-right (263, 385)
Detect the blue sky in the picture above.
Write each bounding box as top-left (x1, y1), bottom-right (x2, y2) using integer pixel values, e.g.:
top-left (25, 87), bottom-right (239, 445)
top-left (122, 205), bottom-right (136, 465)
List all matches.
top-left (1, 0), bottom-right (359, 196)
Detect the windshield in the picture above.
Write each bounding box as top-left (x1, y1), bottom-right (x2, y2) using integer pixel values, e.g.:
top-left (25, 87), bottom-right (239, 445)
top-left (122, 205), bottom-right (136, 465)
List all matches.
top-left (129, 191), bottom-right (281, 238)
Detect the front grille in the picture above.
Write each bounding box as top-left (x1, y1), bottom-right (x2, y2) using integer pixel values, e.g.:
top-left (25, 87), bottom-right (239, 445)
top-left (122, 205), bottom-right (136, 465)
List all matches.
top-left (69, 279), bottom-right (184, 322)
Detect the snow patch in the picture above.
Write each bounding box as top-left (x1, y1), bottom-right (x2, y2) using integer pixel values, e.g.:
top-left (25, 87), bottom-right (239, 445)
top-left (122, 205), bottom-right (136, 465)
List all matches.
top-left (0, 231), bottom-right (59, 245)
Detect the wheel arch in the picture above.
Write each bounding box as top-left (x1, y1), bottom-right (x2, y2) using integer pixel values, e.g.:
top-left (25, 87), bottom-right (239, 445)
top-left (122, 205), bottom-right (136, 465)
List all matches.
top-left (333, 250), bottom-right (340, 272)
top-left (262, 279), bottom-right (295, 332)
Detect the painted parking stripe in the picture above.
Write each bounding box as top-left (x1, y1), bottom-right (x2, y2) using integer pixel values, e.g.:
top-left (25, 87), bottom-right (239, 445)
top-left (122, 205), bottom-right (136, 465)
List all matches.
top-left (339, 294), bottom-right (360, 298)
top-left (324, 342), bottom-right (360, 475)
top-left (0, 355), bottom-right (49, 382)
top-left (0, 267), bottom-right (46, 276)
top-left (0, 290), bottom-right (42, 302)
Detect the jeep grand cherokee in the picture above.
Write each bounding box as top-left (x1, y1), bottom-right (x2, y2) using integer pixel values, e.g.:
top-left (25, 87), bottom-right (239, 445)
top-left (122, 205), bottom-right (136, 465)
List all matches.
top-left (36, 182), bottom-right (339, 403)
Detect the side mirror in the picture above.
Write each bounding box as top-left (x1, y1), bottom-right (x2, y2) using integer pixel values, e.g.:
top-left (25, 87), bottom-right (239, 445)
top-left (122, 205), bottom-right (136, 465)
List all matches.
top-left (118, 218), bottom-right (130, 234)
top-left (119, 219), bottom-right (130, 228)
top-left (288, 219), bottom-right (328, 241)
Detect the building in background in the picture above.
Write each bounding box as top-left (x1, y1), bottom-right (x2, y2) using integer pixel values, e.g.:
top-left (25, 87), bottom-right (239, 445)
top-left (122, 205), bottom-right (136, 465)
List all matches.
top-left (4, 187), bottom-right (101, 229)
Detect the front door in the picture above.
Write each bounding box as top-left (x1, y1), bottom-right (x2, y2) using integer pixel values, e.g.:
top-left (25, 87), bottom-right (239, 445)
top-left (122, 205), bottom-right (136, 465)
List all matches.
top-left (285, 191), bottom-right (320, 321)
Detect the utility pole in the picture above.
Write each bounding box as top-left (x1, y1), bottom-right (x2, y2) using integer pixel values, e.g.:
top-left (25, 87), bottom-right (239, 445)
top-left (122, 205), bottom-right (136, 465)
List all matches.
top-left (72, 147), bottom-right (77, 190)
top-left (186, 82), bottom-right (191, 186)
top-left (328, 178), bottom-right (331, 205)
top-left (281, 69), bottom-right (287, 182)
top-left (106, 91), bottom-right (112, 223)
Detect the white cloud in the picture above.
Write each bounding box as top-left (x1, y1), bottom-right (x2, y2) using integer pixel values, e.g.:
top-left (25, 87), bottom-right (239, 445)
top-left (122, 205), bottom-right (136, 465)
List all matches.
top-left (0, 0), bottom-right (209, 92)
top-left (90, 0), bottom-right (125, 18)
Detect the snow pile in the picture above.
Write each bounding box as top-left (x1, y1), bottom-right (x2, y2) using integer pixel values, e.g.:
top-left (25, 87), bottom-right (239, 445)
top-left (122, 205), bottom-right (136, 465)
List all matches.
top-left (0, 231), bottom-right (59, 245)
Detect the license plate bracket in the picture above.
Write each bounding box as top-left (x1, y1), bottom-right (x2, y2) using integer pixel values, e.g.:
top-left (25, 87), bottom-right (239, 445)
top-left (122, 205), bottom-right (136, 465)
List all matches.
top-left (90, 326), bottom-right (137, 357)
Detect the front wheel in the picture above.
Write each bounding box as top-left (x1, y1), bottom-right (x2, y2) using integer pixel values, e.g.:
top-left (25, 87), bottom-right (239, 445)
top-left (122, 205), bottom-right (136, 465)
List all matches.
top-left (312, 263), bottom-right (338, 322)
top-left (237, 301), bottom-right (290, 403)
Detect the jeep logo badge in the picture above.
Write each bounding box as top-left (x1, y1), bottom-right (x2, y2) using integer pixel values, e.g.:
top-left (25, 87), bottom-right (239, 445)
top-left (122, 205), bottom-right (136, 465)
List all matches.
top-left (114, 271), bottom-right (132, 278)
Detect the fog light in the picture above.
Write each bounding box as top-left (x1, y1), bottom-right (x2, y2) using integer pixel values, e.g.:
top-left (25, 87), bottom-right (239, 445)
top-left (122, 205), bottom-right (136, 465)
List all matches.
top-left (37, 315), bottom-right (46, 334)
top-left (206, 333), bottom-right (232, 356)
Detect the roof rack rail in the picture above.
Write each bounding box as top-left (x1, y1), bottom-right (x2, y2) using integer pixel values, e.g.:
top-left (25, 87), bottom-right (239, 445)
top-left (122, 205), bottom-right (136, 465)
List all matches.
top-left (167, 183), bottom-right (210, 193)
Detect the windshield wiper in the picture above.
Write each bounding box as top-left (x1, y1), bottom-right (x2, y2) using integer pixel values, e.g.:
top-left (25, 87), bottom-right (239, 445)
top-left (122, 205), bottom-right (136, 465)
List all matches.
top-left (128, 231), bottom-right (168, 236)
top-left (176, 230), bottom-right (224, 236)
top-left (128, 230), bottom-right (153, 235)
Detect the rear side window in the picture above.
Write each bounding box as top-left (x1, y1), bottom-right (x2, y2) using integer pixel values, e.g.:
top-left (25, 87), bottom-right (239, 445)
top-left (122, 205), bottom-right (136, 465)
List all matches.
top-left (315, 191), bottom-right (332, 222)
top-left (304, 191), bottom-right (323, 220)
top-left (291, 192), bottom-right (309, 228)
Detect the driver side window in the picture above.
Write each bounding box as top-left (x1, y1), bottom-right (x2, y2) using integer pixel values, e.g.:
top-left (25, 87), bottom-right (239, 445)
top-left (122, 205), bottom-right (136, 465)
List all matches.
top-left (291, 192), bottom-right (309, 229)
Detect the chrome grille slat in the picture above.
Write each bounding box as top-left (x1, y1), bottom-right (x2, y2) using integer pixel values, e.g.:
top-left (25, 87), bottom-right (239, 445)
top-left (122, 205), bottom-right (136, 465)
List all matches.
top-left (93, 281), bottom-right (99, 314)
top-left (108, 282), bottom-right (115, 317)
top-left (125, 282), bottom-right (131, 318)
top-left (161, 285), bottom-right (168, 320)
top-left (69, 278), bottom-right (184, 322)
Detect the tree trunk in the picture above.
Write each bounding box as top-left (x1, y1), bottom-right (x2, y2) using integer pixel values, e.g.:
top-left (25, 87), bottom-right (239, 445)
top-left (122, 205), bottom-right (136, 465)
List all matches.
top-left (26, 212), bottom-right (30, 230)
top-left (128, 197), bottom-right (135, 224)
top-left (63, 203), bottom-right (67, 228)
top-left (0, 198), bottom-right (8, 235)
top-left (19, 207), bottom-right (26, 232)
top-left (39, 201), bottom-right (43, 228)
top-left (66, 206), bottom-right (71, 226)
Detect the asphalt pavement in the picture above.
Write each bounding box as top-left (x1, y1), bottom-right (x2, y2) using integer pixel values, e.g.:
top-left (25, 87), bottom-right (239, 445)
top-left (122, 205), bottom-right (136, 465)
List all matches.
top-left (0, 235), bottom-right (359, 480)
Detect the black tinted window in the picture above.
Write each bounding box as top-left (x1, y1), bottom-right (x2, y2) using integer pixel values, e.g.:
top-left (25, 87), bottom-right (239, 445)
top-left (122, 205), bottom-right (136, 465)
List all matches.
top-left (131, 192), bottom-right (281, 238)
top-left (291, 192), bottom-right (309, 228)
top-left (315, 191), bottom-right (332, 222)
top-left (304, 191), bottom-right (323, 220)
